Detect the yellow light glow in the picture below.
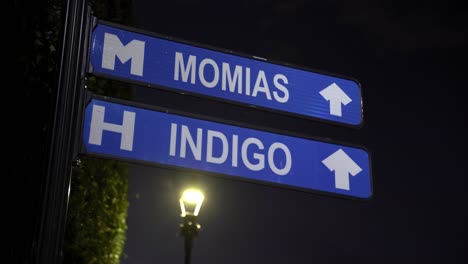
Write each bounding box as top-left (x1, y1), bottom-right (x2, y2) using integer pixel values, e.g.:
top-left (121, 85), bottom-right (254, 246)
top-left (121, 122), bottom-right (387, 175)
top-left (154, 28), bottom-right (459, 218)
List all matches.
top-left (180, 189), bottom-right (204, 217)
top-left (181, 189), bottom-right (204, 204)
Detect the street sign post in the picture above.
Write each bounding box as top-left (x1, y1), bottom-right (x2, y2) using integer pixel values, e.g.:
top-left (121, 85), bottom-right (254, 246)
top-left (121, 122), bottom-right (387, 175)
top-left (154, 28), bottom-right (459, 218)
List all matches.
top-left (82, 97), bottom-right (372, 199)
top-left (89, 21), bottom-right (363, 127)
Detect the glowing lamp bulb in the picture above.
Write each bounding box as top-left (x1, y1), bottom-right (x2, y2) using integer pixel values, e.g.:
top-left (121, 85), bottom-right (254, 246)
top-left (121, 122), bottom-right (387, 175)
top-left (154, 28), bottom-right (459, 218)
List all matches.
top-left (180, 189), bottom-right (204, 217)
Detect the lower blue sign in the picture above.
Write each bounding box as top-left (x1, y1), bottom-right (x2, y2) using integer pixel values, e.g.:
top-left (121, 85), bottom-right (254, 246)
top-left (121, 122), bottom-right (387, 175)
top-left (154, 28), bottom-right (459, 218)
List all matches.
top-left (82, 98), bottom-right (372, 199)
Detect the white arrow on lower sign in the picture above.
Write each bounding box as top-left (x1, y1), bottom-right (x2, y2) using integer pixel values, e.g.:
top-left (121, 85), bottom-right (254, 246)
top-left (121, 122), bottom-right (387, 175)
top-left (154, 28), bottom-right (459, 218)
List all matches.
top-left (322, 149), bottom-right (362, 190)
top-left (319, 83), bottom-right (352, 117)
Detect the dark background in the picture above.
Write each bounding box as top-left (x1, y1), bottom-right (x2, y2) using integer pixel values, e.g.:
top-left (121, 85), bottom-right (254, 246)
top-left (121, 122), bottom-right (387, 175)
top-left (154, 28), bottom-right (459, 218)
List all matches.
top-left (10, 0), bottom-right (467, 263)
top-left (119, 0), bottom-right (467, 263)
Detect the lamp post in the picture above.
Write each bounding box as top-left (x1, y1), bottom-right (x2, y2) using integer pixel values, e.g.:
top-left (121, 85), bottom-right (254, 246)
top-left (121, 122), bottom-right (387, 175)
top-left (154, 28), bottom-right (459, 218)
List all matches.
top-left (179, 189), bottom-right (204, 264)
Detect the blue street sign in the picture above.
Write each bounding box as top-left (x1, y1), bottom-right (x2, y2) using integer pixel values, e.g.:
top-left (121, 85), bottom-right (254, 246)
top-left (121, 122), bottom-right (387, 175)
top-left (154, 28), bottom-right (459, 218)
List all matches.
top-left (82, 98), bottom-right (372, 199)
top-left (89, 22), bottom-right (363, 127)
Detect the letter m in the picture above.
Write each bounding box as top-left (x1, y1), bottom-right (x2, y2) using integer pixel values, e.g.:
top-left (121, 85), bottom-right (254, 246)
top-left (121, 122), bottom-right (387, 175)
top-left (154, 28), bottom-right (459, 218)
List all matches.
top-left (102, 33), bottom-right (145, 76)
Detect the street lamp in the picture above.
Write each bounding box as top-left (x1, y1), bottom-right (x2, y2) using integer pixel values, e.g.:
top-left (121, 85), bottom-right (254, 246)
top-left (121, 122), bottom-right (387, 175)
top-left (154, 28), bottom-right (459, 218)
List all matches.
top-left (179, 189), bottom-right (204, 264)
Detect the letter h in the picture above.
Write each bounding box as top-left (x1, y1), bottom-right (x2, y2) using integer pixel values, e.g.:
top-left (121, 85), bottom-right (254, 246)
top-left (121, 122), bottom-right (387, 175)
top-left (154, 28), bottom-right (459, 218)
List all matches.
top-left (89, 105), bottom-right (136, 151)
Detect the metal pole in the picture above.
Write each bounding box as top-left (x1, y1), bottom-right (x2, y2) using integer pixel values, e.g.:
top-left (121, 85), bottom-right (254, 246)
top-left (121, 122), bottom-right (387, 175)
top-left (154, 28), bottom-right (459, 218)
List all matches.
top-left (181, 215), bottom-right (200, 264)
top-left (184, 235), bottom-right (193, 264)
top-left (33, 0), bottom-right (89, 262)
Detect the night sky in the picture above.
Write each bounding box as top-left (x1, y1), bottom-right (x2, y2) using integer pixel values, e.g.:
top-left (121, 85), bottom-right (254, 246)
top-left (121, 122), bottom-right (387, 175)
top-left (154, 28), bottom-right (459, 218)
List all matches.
top-left (109, 0), bottom-right (467, 263)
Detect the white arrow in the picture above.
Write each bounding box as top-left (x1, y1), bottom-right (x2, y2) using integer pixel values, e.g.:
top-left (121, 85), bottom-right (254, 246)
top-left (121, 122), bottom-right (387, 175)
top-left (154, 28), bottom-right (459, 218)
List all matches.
top-left (319, 83), bottom-right (352, 117)
top-left (322, 149), bottom-right (362, 190)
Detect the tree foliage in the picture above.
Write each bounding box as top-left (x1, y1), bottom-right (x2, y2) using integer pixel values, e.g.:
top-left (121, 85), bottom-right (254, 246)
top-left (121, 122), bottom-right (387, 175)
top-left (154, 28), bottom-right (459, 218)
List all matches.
top-left (65, 157), bottom-right (129, 264)
top-left (12, 0), bottom-right (63, 261)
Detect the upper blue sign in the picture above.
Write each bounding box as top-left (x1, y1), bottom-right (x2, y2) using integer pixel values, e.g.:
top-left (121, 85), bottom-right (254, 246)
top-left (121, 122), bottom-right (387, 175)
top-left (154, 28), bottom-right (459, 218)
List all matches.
top-left (82, 98), bottom-right (372, 199)
top-left (89, 22), bottom-right (363, 127)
